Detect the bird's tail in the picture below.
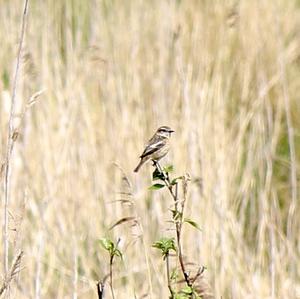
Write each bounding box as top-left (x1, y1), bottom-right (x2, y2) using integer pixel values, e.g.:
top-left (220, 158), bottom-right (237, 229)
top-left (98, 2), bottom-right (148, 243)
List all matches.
top-left (134, 159), bottom-right (145, 172)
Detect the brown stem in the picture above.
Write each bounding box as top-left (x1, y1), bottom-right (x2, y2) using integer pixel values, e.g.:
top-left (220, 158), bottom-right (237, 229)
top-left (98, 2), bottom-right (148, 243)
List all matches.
top-left (154, 162), bottom-right (192, 287)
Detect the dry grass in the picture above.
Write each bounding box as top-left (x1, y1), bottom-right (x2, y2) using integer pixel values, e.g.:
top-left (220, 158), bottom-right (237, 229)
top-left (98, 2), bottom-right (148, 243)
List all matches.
top-left (0, 0), bottom-right (299, 298)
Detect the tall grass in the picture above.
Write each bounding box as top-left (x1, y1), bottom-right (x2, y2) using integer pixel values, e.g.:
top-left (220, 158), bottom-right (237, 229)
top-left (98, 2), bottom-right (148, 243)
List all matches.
top-left (0, 0), bottom-right (299, 298)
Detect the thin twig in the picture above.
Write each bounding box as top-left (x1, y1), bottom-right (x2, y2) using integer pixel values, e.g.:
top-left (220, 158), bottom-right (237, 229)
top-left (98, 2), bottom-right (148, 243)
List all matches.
top-left (109, 255), bottom-right (115, 299)
top-left (108, 238), bottom-right (121, 299)
top-left (165, 254), bottom-right (174, 298)
top-left (3, 0), bottom-right (29, 277)
top-left (191, 266), bottom-right (206, 284)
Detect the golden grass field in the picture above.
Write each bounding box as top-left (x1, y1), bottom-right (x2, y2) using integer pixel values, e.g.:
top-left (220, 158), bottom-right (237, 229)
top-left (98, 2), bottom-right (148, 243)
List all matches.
top-left (0, 0), bottom-right (299, 298)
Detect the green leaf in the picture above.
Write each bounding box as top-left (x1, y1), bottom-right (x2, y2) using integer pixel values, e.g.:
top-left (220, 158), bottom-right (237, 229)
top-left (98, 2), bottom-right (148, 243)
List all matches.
top-left (174, 291), bottom-right (196, 299)
top-left (171, 178), bottom-right (178, 185)
top-left (99, 238), bottom-right (123, 259)
top-left (178, 286), bottom-right (202, 298)
top-left (163, 164), bottom-right (174, 173)
top-left (170, 176), bottom-right (183, 185)
top-left (99, 238), bottom-right (114, 252)
top-left (152, 237), bottom-right (176, 259)
top-left (184, 218), bottom-right (201, 231)
top-left (152, 168), bottom-right (165, 181)
top-left (170, 269), bottom-right (178, 281)
top-left (180, 286), bottom-right (193, 294)
top-left (149, 183), bottom-right (165, 190)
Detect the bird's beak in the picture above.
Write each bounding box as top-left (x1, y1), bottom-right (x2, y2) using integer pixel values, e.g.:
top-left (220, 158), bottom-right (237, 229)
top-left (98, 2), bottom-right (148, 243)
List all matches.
top-left (169, 129), bottom-right (175, 133)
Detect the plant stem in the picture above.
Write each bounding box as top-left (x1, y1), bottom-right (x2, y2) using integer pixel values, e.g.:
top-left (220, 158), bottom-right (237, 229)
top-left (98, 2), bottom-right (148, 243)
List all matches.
top-left (109, 256), bottom-right (115, 299)
top-left (165, 254), bottom-right (174, 298)
top-left (96, 281), bottom-right (105, 299)
top-left (154, 162), bottom-right (192, 287)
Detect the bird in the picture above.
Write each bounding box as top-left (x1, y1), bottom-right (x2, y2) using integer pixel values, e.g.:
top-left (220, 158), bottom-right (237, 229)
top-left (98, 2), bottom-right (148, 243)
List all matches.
top-left (134, 126), bottom-right (174, 172)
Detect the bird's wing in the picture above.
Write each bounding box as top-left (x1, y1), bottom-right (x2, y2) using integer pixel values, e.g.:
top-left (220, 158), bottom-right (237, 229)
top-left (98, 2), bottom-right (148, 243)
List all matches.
top-left (140, 138), bottom-right (165, 158)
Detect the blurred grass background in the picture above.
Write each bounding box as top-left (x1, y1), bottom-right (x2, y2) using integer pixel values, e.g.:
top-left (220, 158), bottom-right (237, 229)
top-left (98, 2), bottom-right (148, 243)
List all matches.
top-left (0, 0), bottom-right (299, 298)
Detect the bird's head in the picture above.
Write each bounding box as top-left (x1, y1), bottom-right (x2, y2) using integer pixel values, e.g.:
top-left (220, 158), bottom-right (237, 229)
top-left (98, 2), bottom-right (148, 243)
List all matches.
top-left (156, 126), bottom-right (175, 138)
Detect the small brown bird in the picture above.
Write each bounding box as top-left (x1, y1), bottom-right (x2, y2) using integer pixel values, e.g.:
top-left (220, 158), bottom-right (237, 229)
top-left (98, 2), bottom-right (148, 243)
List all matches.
top-left (134, 126), bottom-right (174, 172)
